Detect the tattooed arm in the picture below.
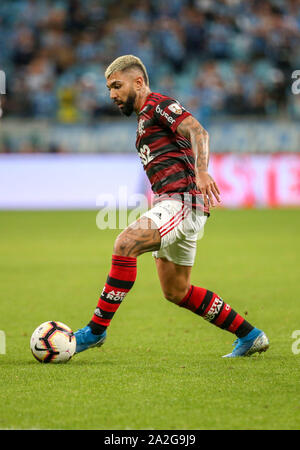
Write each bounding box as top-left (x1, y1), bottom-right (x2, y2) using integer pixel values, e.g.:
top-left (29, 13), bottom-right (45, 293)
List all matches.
top-left (176, 115), bottom-right (220, 208)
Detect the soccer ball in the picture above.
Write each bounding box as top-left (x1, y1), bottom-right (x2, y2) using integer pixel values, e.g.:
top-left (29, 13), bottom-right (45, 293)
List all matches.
top-left (30, 321), bottom-right (76, 363)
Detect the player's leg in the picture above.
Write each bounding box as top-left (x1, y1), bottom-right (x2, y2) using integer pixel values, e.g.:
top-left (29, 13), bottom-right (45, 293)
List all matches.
top-left (154, 257), bottom-right (192, 304)
top-left (87, 216), bottom-right (160, 333)
top-left (74, 216), bottom-right (160, 353)
top-left (155, 254), bottom-right (255, 337)
top-left (154, 234), bottom-right (269, 357)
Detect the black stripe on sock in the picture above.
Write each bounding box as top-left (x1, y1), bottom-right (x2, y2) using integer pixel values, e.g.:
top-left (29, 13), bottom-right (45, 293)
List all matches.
top-left (194, 290), bottom-right (214, 316)
top-left (235, 320), bottom-right (254, 338)
top-left (95, 308), bottom-right (115, 320)
top-left (112, 262), bottom-right (137, 268)
top-left (220, 309), bottom-right (237, 329)
top-left (88, 321), bottom-right (107, 335)
top-left (113, 257), bottom-right (136, 263)
top-left (112, 261), bottom-right (136, 266)
top-left (106, 276), bottom-right (134, 290)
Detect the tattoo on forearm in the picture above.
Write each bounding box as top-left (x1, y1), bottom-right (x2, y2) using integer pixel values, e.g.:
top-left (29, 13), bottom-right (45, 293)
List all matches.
top-left (177, 116), bottom-right (209, 172)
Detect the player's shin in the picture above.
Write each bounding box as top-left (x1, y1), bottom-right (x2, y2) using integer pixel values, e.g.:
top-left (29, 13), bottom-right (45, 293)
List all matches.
top-left (178, 285), bottom-right (254, 338)
top-left (88, 255), bottom-right (137, 334)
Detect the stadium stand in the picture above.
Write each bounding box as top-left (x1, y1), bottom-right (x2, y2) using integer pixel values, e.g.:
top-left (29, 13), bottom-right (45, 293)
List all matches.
top-left (0, 0), bottom-right (299, 153)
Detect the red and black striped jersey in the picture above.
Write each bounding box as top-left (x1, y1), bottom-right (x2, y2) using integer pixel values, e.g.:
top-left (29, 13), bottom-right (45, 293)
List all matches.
top-left (136, 92), bottom-right (209, 214)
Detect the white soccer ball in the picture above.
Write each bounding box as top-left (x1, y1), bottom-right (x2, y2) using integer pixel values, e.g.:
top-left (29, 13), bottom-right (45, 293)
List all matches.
top-left (30, 321), bottom-right (76, 363)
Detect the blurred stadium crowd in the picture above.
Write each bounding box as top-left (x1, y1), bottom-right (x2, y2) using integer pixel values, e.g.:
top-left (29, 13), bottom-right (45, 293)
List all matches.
top-left (1, 0), bottom-right (300, 124)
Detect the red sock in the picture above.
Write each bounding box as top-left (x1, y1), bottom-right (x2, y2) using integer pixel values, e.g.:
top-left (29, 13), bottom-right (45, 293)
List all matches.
top-left (89, 255), bottom-right (137, 333)
top-left (179, 285), bottom-right (253, 338)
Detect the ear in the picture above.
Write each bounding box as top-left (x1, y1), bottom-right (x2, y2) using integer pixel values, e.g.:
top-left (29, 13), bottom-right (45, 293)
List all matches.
top-left (134, 75), bottom-right (144, 91)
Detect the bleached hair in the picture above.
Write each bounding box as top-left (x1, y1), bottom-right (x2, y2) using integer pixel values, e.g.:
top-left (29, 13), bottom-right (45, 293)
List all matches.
top-left (105, 55), bottom-right (149, 86)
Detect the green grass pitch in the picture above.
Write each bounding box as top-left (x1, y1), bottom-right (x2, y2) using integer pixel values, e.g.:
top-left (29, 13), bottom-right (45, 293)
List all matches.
top-left (0, 208), bottom-right (299, 430)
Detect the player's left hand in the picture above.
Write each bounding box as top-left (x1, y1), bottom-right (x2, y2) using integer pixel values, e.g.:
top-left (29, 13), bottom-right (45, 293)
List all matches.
top-left (195, 171), bottom-right (221, 208)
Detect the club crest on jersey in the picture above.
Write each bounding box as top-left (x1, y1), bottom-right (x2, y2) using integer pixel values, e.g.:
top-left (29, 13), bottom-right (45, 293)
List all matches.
top-left (168, 102), bottom-right (183, 115)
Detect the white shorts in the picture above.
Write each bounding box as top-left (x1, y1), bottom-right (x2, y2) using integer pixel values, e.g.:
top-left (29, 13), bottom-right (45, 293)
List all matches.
top-left (141, 199), bottom-right (207, 266)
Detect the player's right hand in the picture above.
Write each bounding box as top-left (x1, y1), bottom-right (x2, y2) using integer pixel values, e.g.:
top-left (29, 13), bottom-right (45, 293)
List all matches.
top-left (195, 171), bottom-right (221, 208)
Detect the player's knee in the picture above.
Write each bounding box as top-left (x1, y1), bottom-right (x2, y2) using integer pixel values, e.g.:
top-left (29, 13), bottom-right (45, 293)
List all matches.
top-left (113, 231), bottom-right (133, 256)
top-left (114, 229), bottom-right (142, 257)
top-left (163, 286), bottom-right (189, 305)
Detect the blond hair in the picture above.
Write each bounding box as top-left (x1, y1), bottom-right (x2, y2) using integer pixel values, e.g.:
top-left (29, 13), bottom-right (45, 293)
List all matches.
top-left (105, 55), bottom-right (149, 86)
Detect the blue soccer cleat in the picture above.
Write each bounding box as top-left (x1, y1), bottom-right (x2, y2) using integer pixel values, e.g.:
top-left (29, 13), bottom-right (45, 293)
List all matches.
top-left (222, 327), bottom-right (269, 358)
top-left (74, 325), bottom-right (106, 354)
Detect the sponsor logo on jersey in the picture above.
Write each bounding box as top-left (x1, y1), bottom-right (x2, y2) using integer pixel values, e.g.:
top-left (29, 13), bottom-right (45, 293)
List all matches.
top-left (155, 104), bottom-right (176, 124)
top-left (168, 102), bottom-right (183, 115)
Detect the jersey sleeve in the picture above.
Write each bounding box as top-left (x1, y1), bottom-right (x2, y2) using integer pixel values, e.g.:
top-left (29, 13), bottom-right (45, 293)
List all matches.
top-left (153, 97), bottom-right (192, 133)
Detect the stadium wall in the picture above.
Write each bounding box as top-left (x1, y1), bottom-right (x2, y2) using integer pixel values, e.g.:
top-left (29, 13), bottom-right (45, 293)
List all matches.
top-left (0, 119), bottom-right (299, 154)
top-left (0, 153), bottom-right (299, 210)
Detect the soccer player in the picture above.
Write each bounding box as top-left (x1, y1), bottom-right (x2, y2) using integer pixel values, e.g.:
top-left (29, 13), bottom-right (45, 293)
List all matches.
top-left (74, 55), bottom-right (269, 357)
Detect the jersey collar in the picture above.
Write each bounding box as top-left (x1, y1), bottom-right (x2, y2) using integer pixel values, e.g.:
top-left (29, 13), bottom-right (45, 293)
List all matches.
top-left (138, 92), bottom-right (153, 115)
